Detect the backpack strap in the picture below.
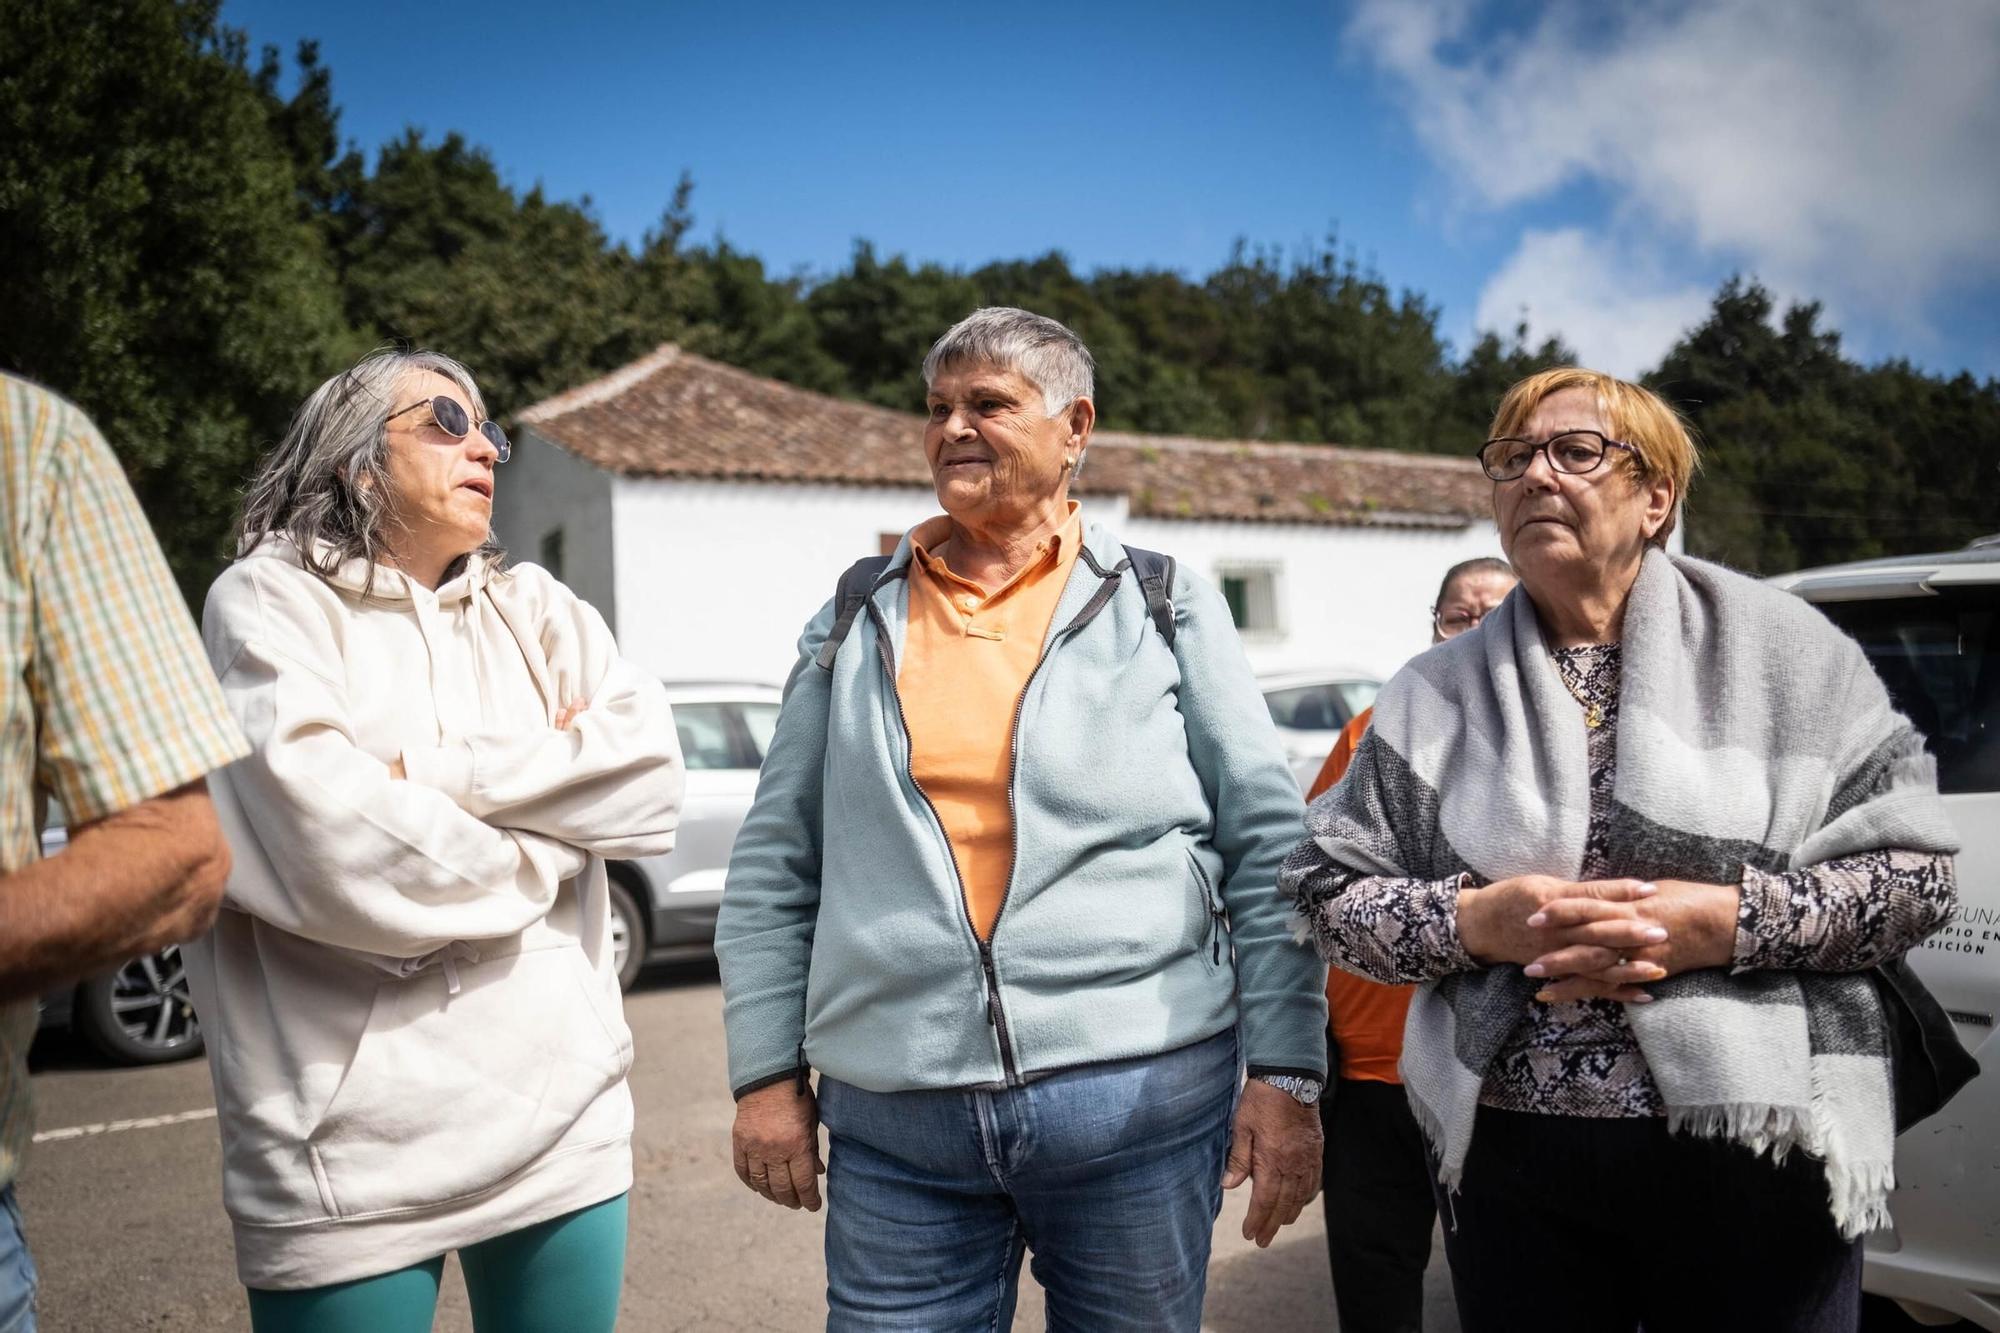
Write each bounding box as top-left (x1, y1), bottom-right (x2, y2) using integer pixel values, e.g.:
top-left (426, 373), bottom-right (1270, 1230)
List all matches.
top-left (1121, 544), bottom-right (1178, 648)
top-left (814, 555), bottom-right (893, 670)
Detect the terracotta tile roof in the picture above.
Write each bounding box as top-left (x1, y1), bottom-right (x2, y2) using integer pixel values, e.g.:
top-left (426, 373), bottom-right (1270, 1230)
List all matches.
top-left (517, 345), bottom-right (1491, 529)
top-left (1085, 430), bottom-right (1491, 528)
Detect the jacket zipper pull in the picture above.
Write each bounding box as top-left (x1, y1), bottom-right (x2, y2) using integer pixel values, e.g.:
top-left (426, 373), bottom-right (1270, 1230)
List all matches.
top-left (794, 1041), bottom-right (809, 1095)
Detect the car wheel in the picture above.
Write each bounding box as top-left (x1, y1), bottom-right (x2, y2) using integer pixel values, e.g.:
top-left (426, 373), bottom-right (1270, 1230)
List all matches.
top-left (607, 873), bottom-right (648, 993)
top-left (73, 945), bottom-right (204, 1066)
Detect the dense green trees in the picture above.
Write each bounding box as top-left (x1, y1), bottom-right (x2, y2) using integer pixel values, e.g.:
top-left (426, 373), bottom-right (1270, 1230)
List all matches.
top-left (1651, 281), bottom-right (1999, 571)
top-left (0, 0), bottom-right (362, 600)
top-left (3, 0), bottom-right (1992, 601)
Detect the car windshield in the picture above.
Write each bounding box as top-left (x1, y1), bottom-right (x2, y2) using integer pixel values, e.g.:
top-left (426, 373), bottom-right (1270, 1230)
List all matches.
top-left (1816, 585), bottom-right (1999, 795)
top-left (740, 703), bottom-right (778, 762)
top-left (673, 702), bottom-right (743, 771)
top-left (1264, 680), bottom-right (1379, 732)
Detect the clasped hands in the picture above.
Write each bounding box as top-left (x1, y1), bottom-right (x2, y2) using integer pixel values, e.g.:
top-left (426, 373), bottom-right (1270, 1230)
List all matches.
top-left (1456, 874), bottom-right (1740, 1003)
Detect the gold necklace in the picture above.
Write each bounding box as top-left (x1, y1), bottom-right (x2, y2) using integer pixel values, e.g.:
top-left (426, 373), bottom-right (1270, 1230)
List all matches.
top-left (1558, 669), bottom-right (1607, 729)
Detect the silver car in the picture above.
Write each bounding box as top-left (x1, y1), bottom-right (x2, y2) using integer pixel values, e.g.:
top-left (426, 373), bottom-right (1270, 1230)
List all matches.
top-left (34, 812), bottom-right (203, 1066)
top-left (604, 681), bottom-right (782, 989)
top-left (1773, 536), bottom-right (2000, 1330)
top-left (1259, 669), bottom-right (1382, 791)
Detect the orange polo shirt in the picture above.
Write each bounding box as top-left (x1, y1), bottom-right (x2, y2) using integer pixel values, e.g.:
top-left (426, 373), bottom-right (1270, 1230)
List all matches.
top-left (1307, 706), bottom-right (1417, 1084)
top-left (900, 504), bottom-right (1085, 940)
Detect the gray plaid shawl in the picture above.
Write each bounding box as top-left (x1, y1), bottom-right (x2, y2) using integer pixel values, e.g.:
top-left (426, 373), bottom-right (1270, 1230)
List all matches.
top-left (1300, 548), bottom-right (1959, 1237)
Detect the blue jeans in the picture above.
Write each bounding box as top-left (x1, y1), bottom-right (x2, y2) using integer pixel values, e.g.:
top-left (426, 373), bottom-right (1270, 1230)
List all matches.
top-left (0, 1186), bottom-right (37, 1333)
top-left (818, 1028), bottom-right (1240, 1332)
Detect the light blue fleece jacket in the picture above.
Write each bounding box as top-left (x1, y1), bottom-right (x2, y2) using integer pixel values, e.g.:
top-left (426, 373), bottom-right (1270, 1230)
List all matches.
top-left (716, 520), bottom-right (1327, 1097)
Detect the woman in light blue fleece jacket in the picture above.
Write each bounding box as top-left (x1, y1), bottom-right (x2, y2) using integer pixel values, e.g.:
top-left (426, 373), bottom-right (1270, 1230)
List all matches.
top-left (716, 307), bottom-right (1328, 1333)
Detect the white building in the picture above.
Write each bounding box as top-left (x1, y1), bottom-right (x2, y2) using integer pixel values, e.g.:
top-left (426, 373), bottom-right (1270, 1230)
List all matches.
top-left (498, 345), bottom-right (1508, 688)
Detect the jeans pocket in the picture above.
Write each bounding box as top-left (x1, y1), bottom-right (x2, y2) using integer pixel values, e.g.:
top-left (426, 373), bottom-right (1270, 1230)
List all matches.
top-left (815, 1076), bottom-right (843, 1137)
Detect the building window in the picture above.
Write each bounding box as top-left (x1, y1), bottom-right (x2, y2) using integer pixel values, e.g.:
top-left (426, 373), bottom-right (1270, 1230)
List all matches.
top-left (1218, 565), bottom-right (1280, 635)
top-left (540, 527), bottom-right (565, 581)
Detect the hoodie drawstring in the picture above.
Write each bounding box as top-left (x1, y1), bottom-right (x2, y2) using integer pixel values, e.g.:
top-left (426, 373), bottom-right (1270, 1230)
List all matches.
top-left (394, 941), bottom-right (481, 995)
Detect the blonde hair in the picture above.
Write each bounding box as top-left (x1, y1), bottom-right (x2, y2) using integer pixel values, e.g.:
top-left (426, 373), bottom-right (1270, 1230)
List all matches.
top-left (1488, 368), bottom-right (1699, 547)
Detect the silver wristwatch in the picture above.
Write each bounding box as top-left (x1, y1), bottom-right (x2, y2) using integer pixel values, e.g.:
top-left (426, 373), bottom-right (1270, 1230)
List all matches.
top-left (1252, 1073), bottom-right (1324, 1106)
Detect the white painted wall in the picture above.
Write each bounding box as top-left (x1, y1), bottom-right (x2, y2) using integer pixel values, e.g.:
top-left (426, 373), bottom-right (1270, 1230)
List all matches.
top-left (609, 479), bottom-right (1134, 684)
top-left (494, 427), bottom-right (618, 629)
top-left (502, 445), bottom-right (1685, 691)
top-left (1123, 516), bottom-right (1508, 681)
top-left (605, 474), bottom-right (1499, 686)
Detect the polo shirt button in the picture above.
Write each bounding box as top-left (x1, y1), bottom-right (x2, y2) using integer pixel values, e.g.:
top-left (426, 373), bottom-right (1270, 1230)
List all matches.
top-left (958, 595), bottom-right (977, 612)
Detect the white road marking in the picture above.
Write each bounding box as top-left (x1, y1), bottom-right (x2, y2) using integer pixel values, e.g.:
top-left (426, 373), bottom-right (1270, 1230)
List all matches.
top-left (32, 1106), bottom-right (216, 1143)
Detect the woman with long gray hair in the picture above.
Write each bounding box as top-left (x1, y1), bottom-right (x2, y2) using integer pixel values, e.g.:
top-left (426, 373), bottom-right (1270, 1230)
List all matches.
top-left (183, 349), bottom-right (684, 1332)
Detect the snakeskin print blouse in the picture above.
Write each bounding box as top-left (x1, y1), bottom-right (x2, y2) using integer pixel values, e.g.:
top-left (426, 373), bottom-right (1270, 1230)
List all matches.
top-left (1304, 642), bottom-right (1959, 1119)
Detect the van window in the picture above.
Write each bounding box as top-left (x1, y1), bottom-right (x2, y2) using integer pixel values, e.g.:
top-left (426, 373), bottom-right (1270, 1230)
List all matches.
top-left (1816, 587), bottom-right (1998, 794)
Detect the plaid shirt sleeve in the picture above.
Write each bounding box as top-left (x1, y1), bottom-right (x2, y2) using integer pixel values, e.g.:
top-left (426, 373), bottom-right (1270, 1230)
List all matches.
top-left (20, 385), bottom-right (247, 822)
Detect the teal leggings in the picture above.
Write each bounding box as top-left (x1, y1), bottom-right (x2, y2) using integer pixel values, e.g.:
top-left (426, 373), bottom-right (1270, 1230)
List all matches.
top-left (246, 1193), bottom-right (627, 1333)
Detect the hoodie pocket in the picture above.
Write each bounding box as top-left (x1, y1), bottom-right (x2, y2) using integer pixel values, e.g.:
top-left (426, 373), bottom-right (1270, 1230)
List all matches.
top-left (1185, 847), bottom-right (1228, 973)
top-left (305, 944), bottom-right (626, 1221)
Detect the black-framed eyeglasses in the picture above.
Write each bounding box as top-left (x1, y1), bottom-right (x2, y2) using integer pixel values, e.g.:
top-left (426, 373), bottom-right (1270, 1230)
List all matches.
top-left (386, 395), bottom-right (511, 463)
top-left (1477, 429), bottom-right (1636, 482)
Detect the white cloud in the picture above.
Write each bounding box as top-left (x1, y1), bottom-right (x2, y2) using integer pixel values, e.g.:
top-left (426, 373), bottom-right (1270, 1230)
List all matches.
top-left (1349, 0), bottom-right (2000, 367)
top-left (1474, 230), bottom-right (1711, 378)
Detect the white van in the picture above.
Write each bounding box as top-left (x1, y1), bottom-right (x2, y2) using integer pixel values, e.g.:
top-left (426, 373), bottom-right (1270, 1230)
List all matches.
top-left (1772, 537), bottom-right (2000, 1330)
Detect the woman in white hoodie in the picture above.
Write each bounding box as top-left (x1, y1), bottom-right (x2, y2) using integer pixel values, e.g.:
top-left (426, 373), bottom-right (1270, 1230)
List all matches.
top-left (185, 350), bottom-right (684, 1332)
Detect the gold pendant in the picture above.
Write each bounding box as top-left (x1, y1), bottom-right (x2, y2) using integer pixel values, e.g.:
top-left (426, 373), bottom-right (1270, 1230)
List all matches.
top-left (1585, 703), bottom-right (1605, 729)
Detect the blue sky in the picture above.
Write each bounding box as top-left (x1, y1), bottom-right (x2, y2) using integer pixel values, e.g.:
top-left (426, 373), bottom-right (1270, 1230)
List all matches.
top-left (223, 0), bottom-right (2000, 382)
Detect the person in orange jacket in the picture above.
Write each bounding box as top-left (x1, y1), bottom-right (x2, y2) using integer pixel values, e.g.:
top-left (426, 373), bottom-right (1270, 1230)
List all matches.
top-left (1309, 556), bottom-right (1515, 1333)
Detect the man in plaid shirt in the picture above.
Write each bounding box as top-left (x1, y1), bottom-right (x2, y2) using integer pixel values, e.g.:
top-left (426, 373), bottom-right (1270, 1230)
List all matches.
top-left (0, 372), bottom-right (248, 1331)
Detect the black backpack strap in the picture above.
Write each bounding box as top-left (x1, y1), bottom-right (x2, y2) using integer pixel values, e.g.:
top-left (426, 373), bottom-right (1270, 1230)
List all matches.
top-left (814, 555), bottom-right (893, 670)
top-left (1121, 545), bottom-right (1177, 648)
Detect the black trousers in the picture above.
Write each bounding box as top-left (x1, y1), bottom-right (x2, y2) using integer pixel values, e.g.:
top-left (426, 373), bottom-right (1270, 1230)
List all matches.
top-left (1320, 1078), bottom-right (1436, 1333)
top-left (1434, 1106), bottom-right (1864, 1333)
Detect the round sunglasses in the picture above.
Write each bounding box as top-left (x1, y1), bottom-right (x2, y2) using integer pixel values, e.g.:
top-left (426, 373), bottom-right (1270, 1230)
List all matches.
top-left (385, 395), bottom-right (511, 463)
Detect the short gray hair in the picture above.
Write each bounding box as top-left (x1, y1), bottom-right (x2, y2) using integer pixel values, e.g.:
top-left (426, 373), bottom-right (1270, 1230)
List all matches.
top-left (921, 307), bottom-right (1095, 418)
top-left (235, 348), bottom-right (502, 589)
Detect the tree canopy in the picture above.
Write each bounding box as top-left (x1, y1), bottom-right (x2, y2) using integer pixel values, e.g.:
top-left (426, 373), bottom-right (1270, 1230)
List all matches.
top-left (3, 0), bottom-right (1993, 603)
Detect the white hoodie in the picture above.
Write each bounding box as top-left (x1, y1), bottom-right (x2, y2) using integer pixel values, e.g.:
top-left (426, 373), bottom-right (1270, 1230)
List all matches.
top-left (184, 537), bottom-right (683, 1289)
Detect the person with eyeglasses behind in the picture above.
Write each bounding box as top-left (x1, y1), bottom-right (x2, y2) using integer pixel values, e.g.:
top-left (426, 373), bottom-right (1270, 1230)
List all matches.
top-left (182, 349), bottom-right (685, 1332)
top-left (1283, 368), bottom-right (1960, 1332)
top-left (1303, 554), bottom-right (1512, 1333)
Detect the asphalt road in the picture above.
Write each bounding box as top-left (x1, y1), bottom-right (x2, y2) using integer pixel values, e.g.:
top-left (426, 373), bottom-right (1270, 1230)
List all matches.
top-left (22, 962), bottom-right (1458, 1331)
